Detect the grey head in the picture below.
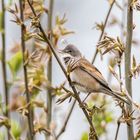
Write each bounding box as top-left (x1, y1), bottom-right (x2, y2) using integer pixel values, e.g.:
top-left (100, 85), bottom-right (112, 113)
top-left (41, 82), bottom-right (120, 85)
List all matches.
top-left (61, 44), bottom-right (82, 57)
top-left (60, 44), bottom-right (82, 65)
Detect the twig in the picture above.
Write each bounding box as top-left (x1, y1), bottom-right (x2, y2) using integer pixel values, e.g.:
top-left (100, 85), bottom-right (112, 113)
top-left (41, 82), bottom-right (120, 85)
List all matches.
top-left (46, 0), bottom-right (54, 131)
top-left (56, 100), bottom-right (76, 139)
top-left (118, 60), bottom-right (123, 91)
top-left (19, 1), bottom-right (34, 139)
top-left (115, 122), bottom-right (121, 140)
top-left (125, 0), bottom-right (134, 140)
top-left (1, 0), bottom-right (10, 139)
top-left (26, 0), bottom-right (99, 139)
top-left (91, 0), bottom-right (116, 64)
top-left (120, 0), bottom-right (126, 42)
top-left (114, 58), bottom-right (123, 140)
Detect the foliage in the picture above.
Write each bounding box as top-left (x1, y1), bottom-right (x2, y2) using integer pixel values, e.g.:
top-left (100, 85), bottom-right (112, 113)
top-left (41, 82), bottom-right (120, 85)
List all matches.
top-left (0, 131), bottom-right (5, 140)
top-left (7, 51), bottom-right (23, 78)
top-left (81, 132), bottom-right (88, 140)
top-left (11, 120), bottom-right (21, 139)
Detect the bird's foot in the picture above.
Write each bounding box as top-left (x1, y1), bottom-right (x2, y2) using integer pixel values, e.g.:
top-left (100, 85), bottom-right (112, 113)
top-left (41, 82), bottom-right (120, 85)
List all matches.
top-left (86, 105), bottom-right (103, 114)
top-left (79, 102), bottom-right (88, 110)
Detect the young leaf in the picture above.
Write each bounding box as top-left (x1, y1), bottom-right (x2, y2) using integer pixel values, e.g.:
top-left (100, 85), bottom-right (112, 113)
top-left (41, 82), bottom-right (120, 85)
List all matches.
top-left (0, 132), bottom-right (5, 140)
top-left (7, 51), bottom-right (23, 77)
top-left (11, 120), bottom-right (21, 139)
top-left (81, 132), bottom-right (88, 140)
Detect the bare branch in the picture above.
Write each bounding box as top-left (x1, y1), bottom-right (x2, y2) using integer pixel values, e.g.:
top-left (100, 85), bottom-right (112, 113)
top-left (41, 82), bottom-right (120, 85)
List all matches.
top-left (91, 0), bottom-right (116, 64)
top-left (1, 0), bottom-right (10, 139)
top-left (46, 0), bottom-right (54, 132)
top-left (56, 100), bottom-right (76, 139)
top-left (19, 1), bottom-right (34, 139)
top-left (115, 122), bottom-right (121, 140)
top-left (125, 0), bottom-right (134, 139)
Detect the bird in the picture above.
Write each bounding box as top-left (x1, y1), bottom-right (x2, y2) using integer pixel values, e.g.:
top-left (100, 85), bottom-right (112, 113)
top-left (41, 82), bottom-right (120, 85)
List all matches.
top-left (58, 44), bottom-right (129, 104)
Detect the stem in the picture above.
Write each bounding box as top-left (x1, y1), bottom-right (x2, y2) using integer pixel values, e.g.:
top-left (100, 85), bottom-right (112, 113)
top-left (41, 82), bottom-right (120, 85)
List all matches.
top-left (46, 0), bottom-right (54, 130)
top-left (26, 1), bottom-right (99, 139)
top-left (1, 0), bottom-right (10, 139)
top-left (125, 0), bottom-right (134, 140)
top-left (115, 122), bottom-right (120, 140)
top-left (118, 62), bottom-right (122, 92)
top-left (56, 100), bottom-right (76, 139)
top-left (19, 1), bottom-right (34, 139)
top-left (120, 0), bottom-right (126, 42)
top-left (91, 0), bottom-right (116, 64)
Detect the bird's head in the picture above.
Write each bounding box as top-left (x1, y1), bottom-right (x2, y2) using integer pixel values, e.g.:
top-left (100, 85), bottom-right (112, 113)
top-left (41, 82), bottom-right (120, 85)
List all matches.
top-left (58, 44), bottom-right (82, 65)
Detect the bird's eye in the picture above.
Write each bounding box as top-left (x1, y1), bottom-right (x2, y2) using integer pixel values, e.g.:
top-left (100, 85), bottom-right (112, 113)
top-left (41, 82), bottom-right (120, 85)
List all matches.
top-left (67, 50), bottom-right (72, 53)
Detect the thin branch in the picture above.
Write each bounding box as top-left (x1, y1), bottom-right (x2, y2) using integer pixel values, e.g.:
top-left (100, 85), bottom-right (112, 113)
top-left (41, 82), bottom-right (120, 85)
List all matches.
top-left (118, 61), bottom-right (123, 92)
top-left (56, 100), bottom-right (76, 139)
top-left (46, 0), bottom-right (54, 130)
top-left (114, 58), bottom-right (123, 140)
top-left (19, 1), bottom-right (34, 139)
top-left (125, 0), bottom-right (134, 140)
top-left (1, 0), bottom-right (10, 139)
top-left (91, 0), bottom-right (116, 64)
top-left (120, 0), bottom-right (126, 42)
top-left (26, 0), bottom-right (99, 139)
top-left (115, 122), bottom-right (121, 140)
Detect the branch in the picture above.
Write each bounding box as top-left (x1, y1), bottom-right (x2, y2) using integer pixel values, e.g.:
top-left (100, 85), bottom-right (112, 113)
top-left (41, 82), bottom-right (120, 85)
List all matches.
top-left (26, 0), bottom-right (99, 139)
top-left (115, 1), bottom-right (126, 133)
top-left (46, 0), bottom-right (54, 130)
top-left (1, 0), bottom-right (10, 139)
top-left (115, 122), bottom-right (121, 140)
top-left (56, 100), bottom-right (76, 139)
top-left (91, 0), bottom-right (116, 64)
top-left (19, 1), bottom-right (34, 139)
top-left (125, 0), bottom-right (134, 140)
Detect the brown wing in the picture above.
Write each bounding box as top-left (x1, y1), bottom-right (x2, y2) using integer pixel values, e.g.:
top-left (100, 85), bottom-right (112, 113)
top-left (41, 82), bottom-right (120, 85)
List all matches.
top-left (74, 58), bottom-right (110, 90)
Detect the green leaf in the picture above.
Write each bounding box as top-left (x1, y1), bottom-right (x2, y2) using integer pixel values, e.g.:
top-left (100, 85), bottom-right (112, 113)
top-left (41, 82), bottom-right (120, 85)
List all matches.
top-left (11, 120), bottom-right (21, 139)
top-left (81, 132), bottom-right (88, 140)
top-left (7, 51), bottom-right (23, 77)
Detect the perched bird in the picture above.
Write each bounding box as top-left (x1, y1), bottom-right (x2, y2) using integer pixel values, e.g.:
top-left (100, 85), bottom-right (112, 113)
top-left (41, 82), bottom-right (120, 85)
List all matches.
top-left (59, 44), bottom-right (129, 104)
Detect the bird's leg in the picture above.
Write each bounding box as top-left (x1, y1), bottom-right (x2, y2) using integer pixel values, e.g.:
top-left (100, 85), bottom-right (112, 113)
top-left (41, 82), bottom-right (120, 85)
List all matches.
top-left (79, 102), bottom-right (88, 110)
top-left (82, 92), bottom-right (91, 103)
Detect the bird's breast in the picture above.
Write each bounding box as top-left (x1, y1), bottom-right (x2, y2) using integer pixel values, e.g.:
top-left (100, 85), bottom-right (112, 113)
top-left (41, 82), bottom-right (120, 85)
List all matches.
top-left (70, 68), bottom-right (101, 93)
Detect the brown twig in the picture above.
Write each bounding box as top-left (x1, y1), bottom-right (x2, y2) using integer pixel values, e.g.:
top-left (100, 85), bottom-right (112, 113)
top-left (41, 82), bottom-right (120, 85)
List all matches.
top-left (115, 122), bottom-right (121, 140)
top-left (113, 59), bottom-right (123, 140)
top-left (56, 100), bottom-right (76, 139)
top-left (125, 0), bottom-right (134, 140)
top-left (1, 0), bottom-right (10, 139)
top-left (19, 1), bottom-right (34, 139)
top-left (91, 0), bottom-right (116, 64)
top-left (26, 0), bottom-right (99, 139)
top-left (46, 0), bottom-right (54, 132)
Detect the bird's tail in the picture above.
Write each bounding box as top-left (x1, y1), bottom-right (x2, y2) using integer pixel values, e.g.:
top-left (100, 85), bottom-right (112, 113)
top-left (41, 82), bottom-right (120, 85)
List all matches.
top-left (101, 88), bottom-right (130, 105)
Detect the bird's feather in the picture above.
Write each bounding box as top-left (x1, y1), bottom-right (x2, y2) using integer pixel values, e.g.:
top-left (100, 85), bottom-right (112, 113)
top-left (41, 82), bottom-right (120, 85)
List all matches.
top-left (72, 58), bottom-right (129, 104)
top-left (73, 58), bottom-right (110, 90)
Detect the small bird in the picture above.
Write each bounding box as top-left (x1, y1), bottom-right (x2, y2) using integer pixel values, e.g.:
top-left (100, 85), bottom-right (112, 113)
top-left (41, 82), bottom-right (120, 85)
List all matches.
top-left (59, 44), bottom-right (129, 104)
